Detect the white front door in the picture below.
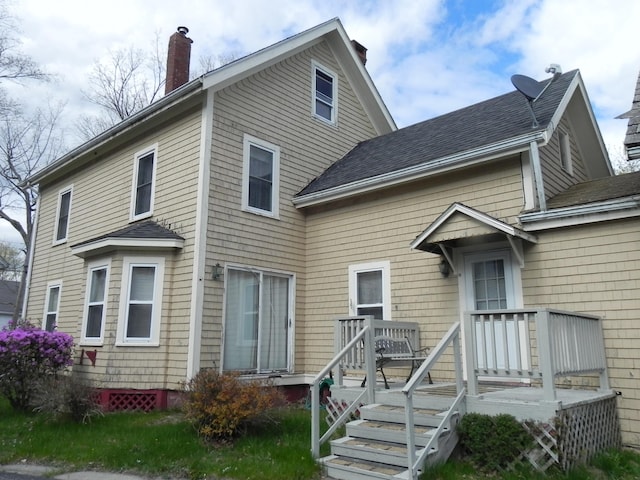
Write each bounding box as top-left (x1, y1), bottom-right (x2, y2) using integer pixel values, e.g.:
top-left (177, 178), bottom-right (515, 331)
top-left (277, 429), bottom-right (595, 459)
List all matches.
top-left (461, 249), bottom-right (527, 373)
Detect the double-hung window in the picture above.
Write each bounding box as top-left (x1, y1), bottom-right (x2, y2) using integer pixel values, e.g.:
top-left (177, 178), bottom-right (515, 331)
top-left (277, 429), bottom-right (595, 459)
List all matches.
top-left (81, 261), bottom-right (110, 344)
top-left (131, 145), bottom-right (157, 220)
top-left (242, 135), bottom-right (280, 218)
top-left (312, 61), bottom-right (337, 124)
top-left (54, 186), bottom-right (73, 244)
top-left (117, 256), bottom-right (164, 346)
top-left (348, 261), bottom-right (391, 320)
top-left (44, 282), bottom-right (62, 332)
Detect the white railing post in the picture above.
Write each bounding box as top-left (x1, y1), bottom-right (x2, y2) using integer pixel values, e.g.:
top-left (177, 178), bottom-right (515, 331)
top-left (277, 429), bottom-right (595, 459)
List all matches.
top-left (364, 316), bottom-right (376, 403)
top-left (454, 328), bottom-right (464, 395)
top-left (463, 312), bottom-right (478, 396)
top-left (536, 309), bottom-right (557, 402)
top-left (310, 383), bottom-right (320, 458)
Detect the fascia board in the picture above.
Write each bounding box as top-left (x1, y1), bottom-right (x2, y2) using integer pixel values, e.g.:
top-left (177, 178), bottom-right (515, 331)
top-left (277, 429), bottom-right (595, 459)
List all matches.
top-left (294, 131), bottom-right (546, 208)
top-left (27, 83), bottom-right (203, 186)
top-left (202, 19), bottom-right (340, 92)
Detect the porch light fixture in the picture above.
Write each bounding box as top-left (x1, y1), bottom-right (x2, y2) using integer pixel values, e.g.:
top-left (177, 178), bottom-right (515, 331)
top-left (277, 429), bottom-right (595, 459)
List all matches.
top-left (438, 257), bottom-right (450, 278)
top-left (212, 263), bottom-right (223, 280)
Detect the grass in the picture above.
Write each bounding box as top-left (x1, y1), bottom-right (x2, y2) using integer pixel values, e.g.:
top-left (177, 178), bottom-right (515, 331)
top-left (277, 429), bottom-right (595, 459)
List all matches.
top-left (2, 395), bottom-right (640, 480)
top-left (0, 396), bottom-right (322, 479)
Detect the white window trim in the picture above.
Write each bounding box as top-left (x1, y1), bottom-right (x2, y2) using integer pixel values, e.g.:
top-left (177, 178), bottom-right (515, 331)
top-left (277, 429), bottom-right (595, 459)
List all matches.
top-left (559, 129), bottom-right (573, 176)
top-left (80, 259), bottom-right (111, 346)
top-left (53, 185), bottom-right (73, 245)
top-left (311, 60), bottom-right (338, 125)
top-left (43, 280), bottom-right (62, 331)
top-left (129, 144), bottom-right (158, 221)
top-left (116, 256), bottom-right (165, 346)
top-left (348, 260), bottom-right (392, 320)
top-left (241, 134), bottom-right (280, 219)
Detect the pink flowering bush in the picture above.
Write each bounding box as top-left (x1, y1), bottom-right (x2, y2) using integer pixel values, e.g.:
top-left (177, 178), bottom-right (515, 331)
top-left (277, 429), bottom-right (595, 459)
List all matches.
top-left (0, 321), bottom-right (74, 411)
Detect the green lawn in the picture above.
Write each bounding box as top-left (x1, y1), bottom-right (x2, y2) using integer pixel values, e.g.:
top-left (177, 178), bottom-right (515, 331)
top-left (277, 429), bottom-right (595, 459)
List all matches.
top-left (2, 396), bottom-right (640, 480)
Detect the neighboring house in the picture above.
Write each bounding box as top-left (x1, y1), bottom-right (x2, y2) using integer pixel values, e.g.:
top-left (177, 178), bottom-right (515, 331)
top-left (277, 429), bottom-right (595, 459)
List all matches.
top-left (23, 17), bottom-right (640, 475)
top-left (0, 279), bottom-right (18, 329)
top-left (619, 69), bottom-right (640, 160)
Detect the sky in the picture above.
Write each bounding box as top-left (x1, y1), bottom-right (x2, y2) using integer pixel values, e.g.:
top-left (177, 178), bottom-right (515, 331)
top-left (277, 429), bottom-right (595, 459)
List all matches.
top-left (1, 0), bottom-right (640, 247)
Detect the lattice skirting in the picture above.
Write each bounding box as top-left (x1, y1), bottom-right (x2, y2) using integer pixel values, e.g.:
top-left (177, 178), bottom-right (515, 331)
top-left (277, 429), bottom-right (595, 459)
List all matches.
top-left (519, 396), bottom-right (621, 472)
top-left (556, 395), bottom-right (621, 470)
top-left (97, 389), bottom-right (168, 412)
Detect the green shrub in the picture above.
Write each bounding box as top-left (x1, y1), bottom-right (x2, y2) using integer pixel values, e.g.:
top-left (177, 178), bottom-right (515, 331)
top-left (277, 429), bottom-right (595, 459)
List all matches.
top-left (182, 370), bottom-right (286, 442)
top-left (457, 412), bottom-right (532, 472)
top-left (32, 374), bottom-right (102, 423)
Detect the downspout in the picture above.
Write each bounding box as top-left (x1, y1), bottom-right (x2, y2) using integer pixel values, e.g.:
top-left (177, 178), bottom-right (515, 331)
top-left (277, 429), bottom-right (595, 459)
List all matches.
top-left (20, 196), bottom-right (40, 320)
top-left (186, 88), bottom-right (214, 380)
top-left (529, 140), bottom-right (547, 211)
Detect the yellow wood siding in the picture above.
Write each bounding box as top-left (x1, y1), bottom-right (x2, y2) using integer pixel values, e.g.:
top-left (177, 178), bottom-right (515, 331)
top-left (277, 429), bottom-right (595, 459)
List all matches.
top-left (26, 107), bottom-right (202, 390)
top-left (301, 159), bottom-right (525, 377)
top-left (522, 220), bottom-right (640, 446)
top-left (539, 116), bottom-right (590, 199)
top-left (199, 41), bottom-right (380, 371)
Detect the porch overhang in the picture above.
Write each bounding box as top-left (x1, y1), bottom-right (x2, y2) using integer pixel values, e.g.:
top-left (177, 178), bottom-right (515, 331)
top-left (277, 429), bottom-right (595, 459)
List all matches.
top-left (409, 203), bottom-right (537, 273)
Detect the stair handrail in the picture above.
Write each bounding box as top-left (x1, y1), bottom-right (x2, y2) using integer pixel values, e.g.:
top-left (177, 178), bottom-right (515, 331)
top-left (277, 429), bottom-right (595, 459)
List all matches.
top-left (402, 322), bottom-right (463, 480)
top-left (310, 324), bottom-right (375, 458)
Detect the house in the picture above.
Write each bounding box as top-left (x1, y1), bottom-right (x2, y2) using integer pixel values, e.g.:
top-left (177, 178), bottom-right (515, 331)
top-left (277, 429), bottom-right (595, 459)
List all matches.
top-left (22, 18), bottom-right (394, 410)
top-left (23, 17), bottom-right (640, 478)
top-left (0, 279), bottom-right (19, 329)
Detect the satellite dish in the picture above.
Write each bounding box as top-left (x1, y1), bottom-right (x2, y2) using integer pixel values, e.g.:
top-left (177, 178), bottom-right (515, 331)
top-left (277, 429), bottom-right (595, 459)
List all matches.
top-left (511, 74), bottom-right (544, 101)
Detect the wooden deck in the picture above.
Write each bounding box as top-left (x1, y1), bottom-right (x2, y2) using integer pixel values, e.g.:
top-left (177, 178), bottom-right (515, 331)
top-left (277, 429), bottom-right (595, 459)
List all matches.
top-left (311, 312), bottom-right (619, 479)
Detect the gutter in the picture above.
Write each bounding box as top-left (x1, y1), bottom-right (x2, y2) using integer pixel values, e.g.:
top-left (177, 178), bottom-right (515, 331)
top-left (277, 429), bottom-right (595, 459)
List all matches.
top-left (519, 196), bottom-right (640, 230)
top-left (26, 79), bottom-right (203, 185)
top-left (293, 129), bottom-right (549, 208)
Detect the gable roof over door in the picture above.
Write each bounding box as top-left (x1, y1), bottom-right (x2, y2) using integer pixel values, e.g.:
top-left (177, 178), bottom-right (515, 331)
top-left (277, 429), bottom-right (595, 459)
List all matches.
top-left (294, 69), bottom-right (610, 207)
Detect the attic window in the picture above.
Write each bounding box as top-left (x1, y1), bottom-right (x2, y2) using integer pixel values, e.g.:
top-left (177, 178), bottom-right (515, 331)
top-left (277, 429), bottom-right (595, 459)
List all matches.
top-left (559, 129), bottom-right (573, 175)
top-left (312, 61), bottom-right (337, 124)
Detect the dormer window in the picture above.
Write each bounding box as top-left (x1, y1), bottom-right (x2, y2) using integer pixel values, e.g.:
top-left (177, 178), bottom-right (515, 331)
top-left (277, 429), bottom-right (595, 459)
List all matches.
top-left (312, 61), bottom-right (337, 124)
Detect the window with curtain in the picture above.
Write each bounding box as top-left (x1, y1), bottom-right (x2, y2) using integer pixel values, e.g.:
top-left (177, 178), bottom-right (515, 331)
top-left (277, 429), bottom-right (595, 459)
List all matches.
top-left (223, 267), bottom-right (292, 373)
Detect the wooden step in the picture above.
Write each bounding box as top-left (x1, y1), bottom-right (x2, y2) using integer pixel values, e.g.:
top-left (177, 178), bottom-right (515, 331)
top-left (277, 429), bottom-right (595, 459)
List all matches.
top-left (320, 454), bottom-right (408, 480)
top-left (359, 403), bottom-right (456, 428)
top-left (330, 436), bottom-right (428, 468)
top-left (346, 419), bottom-right (442, 447)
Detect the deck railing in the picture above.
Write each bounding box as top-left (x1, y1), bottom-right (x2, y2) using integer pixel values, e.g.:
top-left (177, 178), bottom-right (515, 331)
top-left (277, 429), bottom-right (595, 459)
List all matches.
top-left (464, 308), bottom-right (608, 402)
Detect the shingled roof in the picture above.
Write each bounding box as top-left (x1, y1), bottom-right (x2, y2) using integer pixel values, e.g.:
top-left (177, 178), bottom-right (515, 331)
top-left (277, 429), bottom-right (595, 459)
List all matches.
top-left (546, 170), bottom-right (640, 209)
top-left (72, 220), bottom-right (184, 248)
top-left (297, 70), bottom-right (578, 197)
top-left (618, 70), bottom-right (640, 160)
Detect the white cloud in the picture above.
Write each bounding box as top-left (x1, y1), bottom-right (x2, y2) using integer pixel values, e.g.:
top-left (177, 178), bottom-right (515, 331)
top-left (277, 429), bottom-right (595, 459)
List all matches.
top-left (1, 0), bottom-right (639, 245)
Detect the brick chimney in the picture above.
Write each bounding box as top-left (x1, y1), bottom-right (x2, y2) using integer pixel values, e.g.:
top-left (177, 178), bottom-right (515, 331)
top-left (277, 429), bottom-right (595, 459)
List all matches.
top-left (165, 26), bottom-right (193, 95)
top-left (351, 40), bottom-right (367, 66)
